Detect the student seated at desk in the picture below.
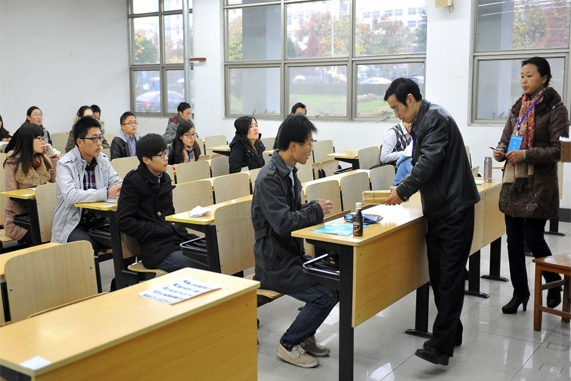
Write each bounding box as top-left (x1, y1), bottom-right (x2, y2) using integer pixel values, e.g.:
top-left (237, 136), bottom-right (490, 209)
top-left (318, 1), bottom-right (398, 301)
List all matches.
top-left (229, 116), bottom-right (265, 173)
top-left (3, 123), bottom-right (58, 244)
top-left (252, 114), bottom-right (336, 368)
top-left (164, 102), bottom-right (192, 144)
top-left (117, 134), bottom-right (200, 272)
top-left (65, 106), bottom-right (110, 152)
top-left (0, 114), bottom-right (11, 142)
top-left (110, 112), bottom-right (139, 160)
top-left (167, 120), bottom-right (201, 165)
top-left (52, 116), bottom-right (122, 253)
top-left (6, 106), bottom-right (53, 153)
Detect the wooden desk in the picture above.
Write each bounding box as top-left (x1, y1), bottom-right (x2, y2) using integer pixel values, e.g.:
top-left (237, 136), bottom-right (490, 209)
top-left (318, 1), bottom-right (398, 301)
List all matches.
top-left (0, 189), bottom-right (41, 245)
top-left (0, 243), bottom-right (60, 323)
top-left (292, 179), bottom-right (505, 380)
top-left (166, 195), bottom-right (253, 273)
top-left (73, 201), bottom-right (126, 290)
top-left (0, 268), bottom-right (259, 381)
top-left (328, 150), bottom-right (359, 169)
top-left (209, 145), bottom-right (231, 156)
top-left (561, 140), bottom-right (570, 162)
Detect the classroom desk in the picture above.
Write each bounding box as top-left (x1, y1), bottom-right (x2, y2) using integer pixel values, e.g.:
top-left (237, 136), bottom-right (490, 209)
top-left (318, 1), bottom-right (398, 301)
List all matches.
top-left (209, 145), bottom-right (231, 156)
top-left (0, 243), bottom-right (60, 323)
top-left (292, 178), bottom-right (505, 380)
top-left (0, 189), bottom-right (41, 245)
top-left (73, 201), bottom-right (126, 290)
top-left (328, 150), bottom-right (360, 169)
top-left (166, 195), bottom-right (253, 274)
top-left (0, 268), bottom-right (260, 381)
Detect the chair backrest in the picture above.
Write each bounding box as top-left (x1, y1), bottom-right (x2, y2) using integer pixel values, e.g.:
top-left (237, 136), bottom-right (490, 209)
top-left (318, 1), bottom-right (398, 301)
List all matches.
top-left (195, 137), bottom-right (205, 154)
top-left (318, 159), bottom-right (339, 178)
top-left (249, 167), bottom-right (262, 191)
top-left (312, 140), bottom-right (334, 163)
top-left (175, 160), bottom-right (211, 183)
top-left (166, 165), bottom-right (176, 183)
top-left (261, 136), bottom-right (275, 151)
top-left (340, 171), bottom-right (370, 211)
top-left (210, 155), bottom-right (229, 177)
top-left (36, 182), bottom-right (57, 243)
top-left (111, 156), bottom-right (139, 178)
top-left (204, 135), bottom-right (227, 155)
top-left (212, 173), bottom-right (250, 203)
top-left (358, 146), bottom-right (381, 169)
top-left (121, 232), bottom-right (141, 261)
top-left (296, 162), bottom-right (314, 184)
top-left (5, 241), bottom-right (98, 322)
top-left (370, 165), bottom-right (395, 190)
top-left (51, 132), bottom-right (69, 153)
top-left (101, 148), bottom-right (111, 158)
top-left (0, 153), bottom-right (9, 225)
top-left (214, 198), bottom-right (256, 275)
top-left (105, 133), bottom-right (115, 144)
top-left (263, 151), bottom-right (272, 164)
top-left (303, 179), bottom-right (342, 214)
top-left (172, 180), bottom-right (214, 213)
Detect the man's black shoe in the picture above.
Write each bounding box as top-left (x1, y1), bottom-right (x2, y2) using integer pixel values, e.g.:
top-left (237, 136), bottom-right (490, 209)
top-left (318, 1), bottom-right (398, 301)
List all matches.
top-left (415, 346), bottom-right (449, 366)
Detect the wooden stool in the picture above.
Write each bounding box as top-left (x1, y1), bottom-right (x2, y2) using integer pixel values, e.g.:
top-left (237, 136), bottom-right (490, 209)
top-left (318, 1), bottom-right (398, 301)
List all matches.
top-left (533, 254), bottom-right (570, 331)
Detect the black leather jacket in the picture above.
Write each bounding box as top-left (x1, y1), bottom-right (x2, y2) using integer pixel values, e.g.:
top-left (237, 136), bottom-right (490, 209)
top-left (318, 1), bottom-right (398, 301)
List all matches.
top-left (397, 100), bottom-right (480, 222)
top-left (228, 134), bottom-right (266, 173)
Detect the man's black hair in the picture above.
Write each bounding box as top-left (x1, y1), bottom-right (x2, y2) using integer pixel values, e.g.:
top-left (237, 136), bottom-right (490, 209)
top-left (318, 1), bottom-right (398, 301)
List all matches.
top-left (73, 116), bottom-right (102, 144)
top-left (290, 102), bottom-right (307, 114)
top-left (136, 133), bottom-right (167, 164)
top-left (276, 114), bottom-right (317, 151)
top-left (384, 77), bottom-right (423, 104)
top-left (120, 111), bottom-right (136, 126)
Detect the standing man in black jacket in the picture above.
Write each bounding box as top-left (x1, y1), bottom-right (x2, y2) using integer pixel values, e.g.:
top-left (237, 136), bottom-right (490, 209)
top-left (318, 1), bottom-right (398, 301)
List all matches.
top-left (383, 78), bottom-right (480, 366)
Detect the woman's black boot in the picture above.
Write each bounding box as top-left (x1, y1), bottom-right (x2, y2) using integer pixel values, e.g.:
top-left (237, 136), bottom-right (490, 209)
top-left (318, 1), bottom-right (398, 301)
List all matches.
top-left (502, 296), bottom-right (530, 314)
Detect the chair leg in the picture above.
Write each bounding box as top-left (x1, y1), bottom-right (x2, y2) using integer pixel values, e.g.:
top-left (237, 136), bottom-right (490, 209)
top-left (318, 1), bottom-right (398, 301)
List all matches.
top-left (93, 256), bottom-right (102, 293)
top-left (534, 267), bottom-right (542, 331)
top-left (564, 275), bottom-right (570, 323)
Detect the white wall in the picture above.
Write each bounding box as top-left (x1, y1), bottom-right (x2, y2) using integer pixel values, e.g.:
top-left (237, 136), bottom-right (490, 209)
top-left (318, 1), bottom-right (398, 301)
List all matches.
top-left (0, 0), bottom-right (129, 137)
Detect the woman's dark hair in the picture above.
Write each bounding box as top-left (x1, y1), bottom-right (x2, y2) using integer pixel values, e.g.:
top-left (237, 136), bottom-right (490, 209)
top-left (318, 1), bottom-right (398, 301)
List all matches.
top-left (76, 105), bottom-right (92, 118)
top-left (90, 104), bottom-right (101, 114)
top-left (522, 56), bottom-right (552, 87)
top-left (136, 133), bottom-right (167, 164)
top-left (276, 114), bottom-right (317, 151)
top-left (0, 114), bottom-right (9, 139)
top-left (234, 115), bottom-right (260, 150)
top-left (172, 120), bottom-right (195, 164)
top-left (291, 102), bottom-right (307, 114)
top-left (384, 78), bottom-right (423, 105)
top-left (4, 122), bottom-right (50, 175)
top-left (25, 106), bottom-right (42, 124)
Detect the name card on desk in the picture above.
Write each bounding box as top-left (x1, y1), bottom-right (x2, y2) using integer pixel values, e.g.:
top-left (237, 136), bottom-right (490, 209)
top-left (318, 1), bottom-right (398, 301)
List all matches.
top-left (139, 276), bottom-right (220, 305)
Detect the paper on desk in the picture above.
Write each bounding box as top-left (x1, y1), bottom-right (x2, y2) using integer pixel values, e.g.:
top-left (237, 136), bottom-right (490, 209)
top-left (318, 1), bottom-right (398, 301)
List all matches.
top-left (475, 180), bottom-right (484, 185)
top-left (560, 136), bottom-right (571, 142)
top-left (313, 223), bottom-right (360, 236)
top-left (20, 356), bottom-right (52, 370)
top-left (189, 205), bottom-right (210, 217)
top-left (139, 276), bottom-right (220, 305)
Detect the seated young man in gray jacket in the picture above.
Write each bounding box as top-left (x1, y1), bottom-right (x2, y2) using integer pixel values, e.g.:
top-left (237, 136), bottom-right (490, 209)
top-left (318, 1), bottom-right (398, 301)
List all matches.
top-left (52, 116), bottom-right (122, 254)
top-left (252, 114), bottom-right (337, 369)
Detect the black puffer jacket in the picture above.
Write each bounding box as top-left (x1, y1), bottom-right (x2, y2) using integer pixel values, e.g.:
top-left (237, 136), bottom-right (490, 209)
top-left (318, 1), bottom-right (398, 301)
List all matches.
top-left (228, 134), bottom-right (266, 173)
top-left (397, 100), bottom-right (480, 222)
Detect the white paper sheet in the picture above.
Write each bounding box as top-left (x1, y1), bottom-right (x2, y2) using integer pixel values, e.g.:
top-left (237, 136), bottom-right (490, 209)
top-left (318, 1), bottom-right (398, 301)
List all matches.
top-left (139, 276), bottom-right (220, 305)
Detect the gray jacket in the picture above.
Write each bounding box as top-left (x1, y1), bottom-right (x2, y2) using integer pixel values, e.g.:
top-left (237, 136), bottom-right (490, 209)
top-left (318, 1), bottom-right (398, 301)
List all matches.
top-left (251, 152), bottom-right (324, 294)
top-left (163, 115), bottom-right (183, 144)
top-left (51, 147), bottom-right (122, 243)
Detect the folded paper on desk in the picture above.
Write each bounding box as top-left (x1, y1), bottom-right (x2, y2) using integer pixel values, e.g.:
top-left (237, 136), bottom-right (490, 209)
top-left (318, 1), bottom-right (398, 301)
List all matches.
top-left (189, 205), bottom-right (210, 217)
top-left (313, 223), bottom-right (367, 236)
top-left (139, 276), bottom-right (220, 305)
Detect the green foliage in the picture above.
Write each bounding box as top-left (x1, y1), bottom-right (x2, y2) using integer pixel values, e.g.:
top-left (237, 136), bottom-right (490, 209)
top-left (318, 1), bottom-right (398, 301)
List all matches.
top-left (134, 31), bottom-right (159, 64)
top-left (228, 17), bottom-right (243, 60)
top-left (513, 0), bottom-right (570, 49)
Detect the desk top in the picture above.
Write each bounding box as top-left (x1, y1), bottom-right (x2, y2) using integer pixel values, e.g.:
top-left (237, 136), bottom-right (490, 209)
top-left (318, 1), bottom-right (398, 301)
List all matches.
top-left (210, 145), bottom-right (231, 153)
top-left (0, 268), bottom-right (259, 377)
top-left (0, 189), bottom-right (36, 200)
top-left (328, 151), bottom-right (359, 160)
top-left (303, 169), bottom-right (369, 187)
top-left (74, 201), bottom-right (117, 211)
top-left (0, 243), bottom-right (60, 280)
top-left (166, 195), bottom-right (253, 225)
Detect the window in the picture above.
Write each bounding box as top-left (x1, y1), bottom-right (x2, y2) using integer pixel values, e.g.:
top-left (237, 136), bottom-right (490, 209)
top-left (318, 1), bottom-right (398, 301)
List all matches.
top-left (408, 21), bottom-right (417, 28)
top-left (472, 0), bottom-right (571, 123)
top-left (129, 0), bottom-right (193, 116)
top-left (224, 0), bottom-right (427, 120)
top-left (408, 7), bottom-right (417, 16)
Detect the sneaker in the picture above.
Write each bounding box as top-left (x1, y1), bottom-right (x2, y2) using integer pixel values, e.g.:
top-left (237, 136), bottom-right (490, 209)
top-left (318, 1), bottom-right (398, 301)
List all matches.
top-left (301, 336), bottom-right (330, 357)
top-left (276, 344), bottom-right (319, 368)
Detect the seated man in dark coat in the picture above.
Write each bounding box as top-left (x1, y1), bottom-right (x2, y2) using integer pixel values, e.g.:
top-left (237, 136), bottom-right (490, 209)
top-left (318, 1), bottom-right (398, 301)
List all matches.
top-left (252, 114), bottom-right (337, 368)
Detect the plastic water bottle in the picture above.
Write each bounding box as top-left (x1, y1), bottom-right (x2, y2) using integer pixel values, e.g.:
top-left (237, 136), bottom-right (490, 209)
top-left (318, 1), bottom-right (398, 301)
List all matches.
top-left (353, 202), bottom-right (363, 237)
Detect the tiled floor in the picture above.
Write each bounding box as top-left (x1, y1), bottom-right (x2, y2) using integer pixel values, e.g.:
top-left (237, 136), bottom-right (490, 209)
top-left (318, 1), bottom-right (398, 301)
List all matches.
top-left (99, 222), bottom-right (571, 380)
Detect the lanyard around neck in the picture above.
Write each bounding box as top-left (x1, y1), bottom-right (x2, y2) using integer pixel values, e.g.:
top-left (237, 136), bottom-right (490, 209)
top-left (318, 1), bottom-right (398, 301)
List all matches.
top-left (516, 98), bottom-right (540, 133)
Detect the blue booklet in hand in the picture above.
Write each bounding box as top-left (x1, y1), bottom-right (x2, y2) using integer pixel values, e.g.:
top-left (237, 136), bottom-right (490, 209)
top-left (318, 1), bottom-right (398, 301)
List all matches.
top-left (507, 135), bottom-right (523, 153)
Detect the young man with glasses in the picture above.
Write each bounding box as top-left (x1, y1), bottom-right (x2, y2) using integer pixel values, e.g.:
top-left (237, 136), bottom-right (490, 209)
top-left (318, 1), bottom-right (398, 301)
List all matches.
top-left (117, 133), bottom-right (200, 272)
top-left (52, 117), bottom-right (122, 255)
top-left (252, 114), bottom-right (337, 368)
top-left (110, 112), bottom-right (139, 160)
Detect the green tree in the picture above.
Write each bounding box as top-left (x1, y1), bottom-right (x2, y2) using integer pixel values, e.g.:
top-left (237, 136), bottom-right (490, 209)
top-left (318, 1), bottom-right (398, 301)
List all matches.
top-left (133, 31), bottom-right (159, 64)
top-left (355, 15), bottom-right (414, 56)
top-left (513, 0), bottom-right (570, 49)
top-left (228, 17), bottom-right (243, 60)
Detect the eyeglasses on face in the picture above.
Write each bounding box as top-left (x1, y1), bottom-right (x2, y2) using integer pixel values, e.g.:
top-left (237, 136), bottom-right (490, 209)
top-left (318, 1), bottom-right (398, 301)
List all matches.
top-left (183, 132), bottom-right (196, 138)
top-left (297, 141), bottom-right (314, 149)
top-left (35, 136), bottom-right (45, 142)
top-left (154, 151), bottom-right (169, 158)
top-left (123, 121), bottom-right (138, 126)
top-left (83, 136), bottom-right (104, 143)
top-left (31, 113), bottom-right (43, 117)
top-left (391, 103), bottom-right (404, 115)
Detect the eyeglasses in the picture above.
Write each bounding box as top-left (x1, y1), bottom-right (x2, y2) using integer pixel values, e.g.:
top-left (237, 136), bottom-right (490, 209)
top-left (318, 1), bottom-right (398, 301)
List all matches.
top-left (154, 151), bottom-right (169, 159)
top-left (391, 103), bottom-right (404, 115)
top-left (83, 136), bottom-right (104, 143)
top-left (123, 121), bottom-right (138, 126)
top-left (35, 136), bottom-right (45, 142)
top-left (298, 141), bottom-right (314, 149)
top-left (183, 132), bottom-right (196, 138)
top-left (31, 113), bottom-right (43, 117)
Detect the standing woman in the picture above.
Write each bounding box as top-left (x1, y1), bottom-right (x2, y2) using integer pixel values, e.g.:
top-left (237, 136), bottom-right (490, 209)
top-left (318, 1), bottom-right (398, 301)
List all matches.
top-left (0, 114), bottom-right (11, 142)
top-left (229, 116), bottom-right (265, 173)
top-left (493, 57), bottom-right (569, 314)
top-left (168, 120), bottom-right (201, 165)
top-left (3, 123), bottom-right (57, 243)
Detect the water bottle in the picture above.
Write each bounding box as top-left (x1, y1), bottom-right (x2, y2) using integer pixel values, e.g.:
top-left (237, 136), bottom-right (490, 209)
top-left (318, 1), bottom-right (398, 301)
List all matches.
top-left (484, 157), bottom-right (492, 183)
top-left (353, 202), bottom-right (363, 237)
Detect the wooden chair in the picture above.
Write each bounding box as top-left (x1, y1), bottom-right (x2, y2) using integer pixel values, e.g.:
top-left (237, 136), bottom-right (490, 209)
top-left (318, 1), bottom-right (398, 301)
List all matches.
top-left (362, 190), bottom-right (392, 205)
top-left (261, 136), bottom-right (275, 150)
top-left (111, 156), bottom-right (139, 178)
top-left (533, 254), bottom-right (570, 331)
top-left (317, 159), bottom-right (339, 178)
top-left (120, 233), bottom-right (167, 287)
top-left (358, 146), bottom-right (381, 169)
top-left (340, 171), bottom-right (370, 211)
top-left (101, 148), bottom-right (111, 158)
top-left (210, 155), bottom-right (229, 177)
top-left (263, 151), bottom-right (272, 164)
top-left (370, 165), bottom-right (395, 190)
top-left (212, 173), bottom-right (250, 203)
top-left (249, 168), bottom-right (262, 192)
top-left (195, 136), bottom-right (205, 154)
top-left (4, 241), bottom-right (98, 322)
top-left (303, 179), bottom-right (342, 214)
top-left (175, 160), bottom-right (211, 183)
top-left (296, 162), bottom-right (314, 184)
top-left (204, 135), bottom-right (227, 156)
top-left (105, 133), bottom-right (115, 145)
top-left (51, 132), bottom-right (69, 153)
top-left (36, 182), bottom-right (57, 243)
top-left (0, 153), bottom-right (17, 252)
top-left (172, 181), bottom-right (214, 213)
top-left (166, 165), bottom-right (176, 183)
top-left (312, 140), bottom-right (334, 164)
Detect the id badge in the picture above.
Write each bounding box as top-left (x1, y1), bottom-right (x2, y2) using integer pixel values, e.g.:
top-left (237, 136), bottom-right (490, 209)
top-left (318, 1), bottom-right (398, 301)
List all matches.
top-left (507, 135), bottom-right (523, 153)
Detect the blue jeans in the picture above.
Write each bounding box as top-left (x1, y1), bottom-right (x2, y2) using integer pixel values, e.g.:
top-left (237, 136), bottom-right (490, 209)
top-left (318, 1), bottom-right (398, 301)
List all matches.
top-left (157, 250), bottom-right (201, 273)
top-left (392, 156), bottom-right (412, 186)
top-left (280, 283), bottom-right (338, 350)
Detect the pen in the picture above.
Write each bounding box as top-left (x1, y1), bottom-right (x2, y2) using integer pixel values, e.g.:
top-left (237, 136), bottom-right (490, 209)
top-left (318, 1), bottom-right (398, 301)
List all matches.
top-left (489, 146), bottom-right (497, 150)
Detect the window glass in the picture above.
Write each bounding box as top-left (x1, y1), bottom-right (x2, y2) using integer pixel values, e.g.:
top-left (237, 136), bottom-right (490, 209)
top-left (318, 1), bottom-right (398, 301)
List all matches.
top-left (132, 17), bottom-right (160, 64)
top-left (132, 0), bottom-right (158, 14)
top-left (134, 70), bottom-right (162, 113)
top-left (164, 0), bottom-right (193, 11)
top-left (164, 14), bottom-right (193, 64)
top-left (167, 70), bottom-right (188, 113)
top-left (228, 67), bottom-right (281, 115)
